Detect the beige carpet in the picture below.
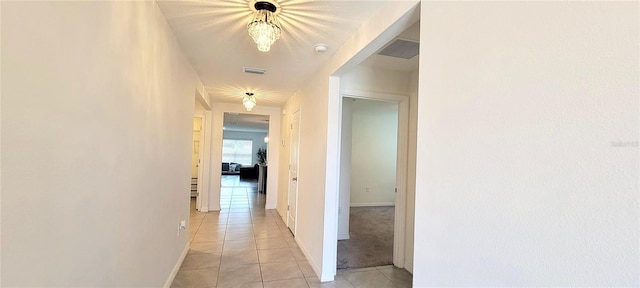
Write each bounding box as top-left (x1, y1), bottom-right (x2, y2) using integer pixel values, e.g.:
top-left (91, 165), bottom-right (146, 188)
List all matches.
top-left (337, 206), bottom-right (394, 269)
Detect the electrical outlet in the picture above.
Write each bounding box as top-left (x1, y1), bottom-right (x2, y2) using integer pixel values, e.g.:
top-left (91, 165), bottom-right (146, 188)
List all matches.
top-left (177, 220), bottom-right (187, 236)
top-left (366, 187), bottom-right (370, 193)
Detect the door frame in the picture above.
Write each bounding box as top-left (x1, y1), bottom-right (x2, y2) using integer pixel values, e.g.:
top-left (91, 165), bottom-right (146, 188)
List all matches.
top-left (193, 114), bottom-right (204, 208)
top-left (339, 89), bottom-right (409, 268)
top-left (194, 83), bottom-right (213, 213)
top-left (197, 112), bottom-right (213, 212)
top-left (209, 103), bottom-right (282, 211)
top-left (287, 109), bottom-right (301, 234)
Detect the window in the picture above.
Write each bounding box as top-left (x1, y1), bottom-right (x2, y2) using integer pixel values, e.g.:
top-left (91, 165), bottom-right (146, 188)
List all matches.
top-left (222, 139), bottom-right (253, 166)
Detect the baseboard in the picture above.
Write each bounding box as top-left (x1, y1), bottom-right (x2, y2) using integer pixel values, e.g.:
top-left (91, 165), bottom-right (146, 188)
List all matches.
top-left (404, 262), bottom-right (413, 274)
top-left (278, 210), bottom-right (287, 225)
top-left (350, 202), bottom-right (395, 207)
top-left (163, 242), bottom-right (189, 288)
top-left (295, 237), bottom-right (322, 280)
top-left (337, 233), bottom-right (350, 240)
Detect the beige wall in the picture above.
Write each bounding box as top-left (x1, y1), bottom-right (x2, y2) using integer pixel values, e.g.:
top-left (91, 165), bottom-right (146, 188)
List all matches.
top-left (349, 99), bottom-right (399, 206)
top-left (415, 1), bottom-right (639, 286)
top-left (340, 66), bottom-right (409, 207)
top-left (1, 1), bottom-right (197, 286)
top-left (341, 66), bottom-right (411, 95)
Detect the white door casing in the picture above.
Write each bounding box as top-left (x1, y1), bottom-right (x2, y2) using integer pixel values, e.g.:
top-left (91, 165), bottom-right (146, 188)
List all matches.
top-left (337, 98), bottom-right (352, 240)
top-left (192, 117), bottom-right (202, 203)
top-left (338, 89), bottom-right (409, 269)
top-left (288, 110), bottom-right (301, 234)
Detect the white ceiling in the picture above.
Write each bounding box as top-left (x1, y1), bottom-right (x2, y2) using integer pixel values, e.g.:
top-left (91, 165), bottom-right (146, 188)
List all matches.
top-left (157, 0), bottom-right (411, 107)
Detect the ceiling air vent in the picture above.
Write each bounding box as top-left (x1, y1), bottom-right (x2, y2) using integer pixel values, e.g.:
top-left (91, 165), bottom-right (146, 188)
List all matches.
top-left (377, 39), bottom-right (419, 59)
top-left (243, 67), bottom-right (266, 75)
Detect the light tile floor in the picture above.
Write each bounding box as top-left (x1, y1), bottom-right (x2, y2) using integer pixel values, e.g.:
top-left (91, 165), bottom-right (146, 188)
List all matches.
top-left (173, 176), bottom-right (412, 288)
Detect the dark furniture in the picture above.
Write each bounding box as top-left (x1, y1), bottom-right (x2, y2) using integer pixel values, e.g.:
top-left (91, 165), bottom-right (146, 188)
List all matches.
top-left (240, 164), bottom-right (259, 180)
top-left (258, 165), bottom-right (267, 194)
top-left (222, 162), bottom-right (241, 175)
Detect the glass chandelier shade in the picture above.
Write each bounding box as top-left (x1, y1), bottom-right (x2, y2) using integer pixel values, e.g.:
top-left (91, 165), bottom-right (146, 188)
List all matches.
top-left (243, 93), bottom-right (257, 111)
top-left (247, 2), bottom-right (281, 52)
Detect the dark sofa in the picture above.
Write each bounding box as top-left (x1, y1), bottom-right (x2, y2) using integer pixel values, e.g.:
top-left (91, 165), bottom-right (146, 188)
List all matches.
top-left (221, 162), bottom-right (241, 175)
top-left (239, 164), bottom-right (259, 180)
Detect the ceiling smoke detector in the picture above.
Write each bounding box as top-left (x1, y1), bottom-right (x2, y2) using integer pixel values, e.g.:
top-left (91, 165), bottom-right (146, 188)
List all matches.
top-left (314, 44), bottom-right (328, 53)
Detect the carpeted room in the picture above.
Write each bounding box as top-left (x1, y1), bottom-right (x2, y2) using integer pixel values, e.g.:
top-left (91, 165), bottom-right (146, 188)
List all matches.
top-left (337, 98), bottom-right (399, 269)
top-left (337, 206), bottom-right (395, 269)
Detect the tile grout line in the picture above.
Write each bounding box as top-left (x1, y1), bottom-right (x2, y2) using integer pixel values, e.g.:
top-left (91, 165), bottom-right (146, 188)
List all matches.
top-left (248, 186), bottom-right (268, 286)
top-left (213, 189), bottom-right (233, 288)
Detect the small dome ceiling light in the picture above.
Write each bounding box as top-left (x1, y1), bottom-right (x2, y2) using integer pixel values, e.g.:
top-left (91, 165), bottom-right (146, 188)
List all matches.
top-left (247, 1), bottom-right (281, 52)
top-left (243, 92), bottom-right (257, 111)
top-left (314, 43), bottom-right (328, 53)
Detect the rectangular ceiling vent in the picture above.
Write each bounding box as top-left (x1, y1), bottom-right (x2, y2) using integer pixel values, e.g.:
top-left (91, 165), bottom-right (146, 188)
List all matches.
top-left (243, 67), bottom-right (266, 75)
top-left (377, 39), bottom-right (419, 59)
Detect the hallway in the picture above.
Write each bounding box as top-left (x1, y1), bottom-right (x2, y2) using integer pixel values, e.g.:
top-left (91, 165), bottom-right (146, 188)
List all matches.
top-left (173, 176), bottom-right (412, 287)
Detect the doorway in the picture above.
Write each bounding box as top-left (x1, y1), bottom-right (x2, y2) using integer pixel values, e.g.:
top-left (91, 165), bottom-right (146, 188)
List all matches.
top-left (220, 113), bottom-right (270, 211)
top-left (209, 103), bottom-right (281, 213)
top-left (337, 97), bottom-right (401, 269)
top-left (191, 116), bottom-right (202, 198)
top-left (191, 98), bottom-right (210, 213)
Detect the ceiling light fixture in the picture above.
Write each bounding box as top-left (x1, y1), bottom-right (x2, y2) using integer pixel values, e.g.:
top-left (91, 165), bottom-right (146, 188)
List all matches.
top-left (247, 1), bottom-right (281, 52)
top-left (243, 92), bottom-right (257, 111)
top-left (314, 43), bottom-right (328, 53)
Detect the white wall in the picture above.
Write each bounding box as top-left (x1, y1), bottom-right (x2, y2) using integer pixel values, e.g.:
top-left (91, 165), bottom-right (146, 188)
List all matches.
top-left (222, 130), bottom-right (268, 166)
top-left (1, 1), bottom-right (198, 286)
top-left (415, 2), bottom-right (639, 286)
top-left (350, 99), bottom-right (398, 206)
top-left (341, 66), bottom-right (411, 95)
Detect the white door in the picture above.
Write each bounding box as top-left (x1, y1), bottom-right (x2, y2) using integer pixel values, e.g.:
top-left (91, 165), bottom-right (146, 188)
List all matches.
top-left (192, 117), bottom-right (203, 207)
top-left (288, 110), bottom-right (300, 234)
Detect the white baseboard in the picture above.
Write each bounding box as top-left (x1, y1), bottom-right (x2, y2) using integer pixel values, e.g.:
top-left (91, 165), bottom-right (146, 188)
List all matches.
top-left (350, 202), bottom-right (395, 207)
top-left (296, 237), bottom-right (322, 280)
top-left (337, 233), bottom-right (350, 240)
top-left (279, 210), bottom-right (287, 225)
top-left (163, 243), bottom-right (189, 288)
top-left (404, 262), bottom-right (413, 274)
